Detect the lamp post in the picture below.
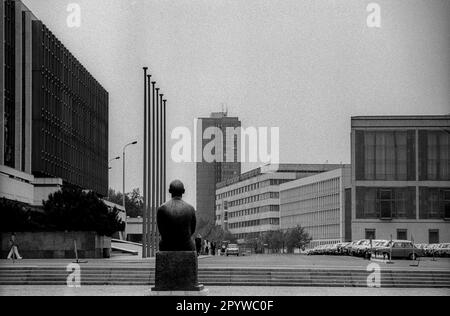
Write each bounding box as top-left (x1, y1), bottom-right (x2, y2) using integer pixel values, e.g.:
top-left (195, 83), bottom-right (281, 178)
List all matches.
top-left (122, 141), bottom-right (138, 224)
top-left (107, 156), bottom-right (120, 199)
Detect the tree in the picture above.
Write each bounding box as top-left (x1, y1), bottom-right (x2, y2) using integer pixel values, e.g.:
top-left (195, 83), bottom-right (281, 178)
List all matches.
top-left (43, 186), bottom-right (125, 236)
top-left (195, 218), bottom-right (236, 244)
top-left (0, 198), bottom-right (45, 232)
top-left (285, 225), bottom-right (312, 253)
top-left (262, 230), bottom-right (284, 253)
top-left (106, 188), bottom-right (143, 218)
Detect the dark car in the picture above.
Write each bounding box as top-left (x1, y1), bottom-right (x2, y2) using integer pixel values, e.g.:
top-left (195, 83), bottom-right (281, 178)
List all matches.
top-left (376, 240), bottom-right (423, 260)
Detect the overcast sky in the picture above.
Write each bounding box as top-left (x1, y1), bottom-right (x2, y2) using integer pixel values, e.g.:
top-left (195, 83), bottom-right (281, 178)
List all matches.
top-left (23, 0), bottom-right (450, 206)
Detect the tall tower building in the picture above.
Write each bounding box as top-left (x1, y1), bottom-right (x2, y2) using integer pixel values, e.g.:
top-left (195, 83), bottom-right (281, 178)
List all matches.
top-left (196, 111), bottom-right (241, 223)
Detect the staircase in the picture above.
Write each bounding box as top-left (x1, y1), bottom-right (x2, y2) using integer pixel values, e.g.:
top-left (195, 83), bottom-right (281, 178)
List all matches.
top-left (1, 266), bottom-right (449, 288)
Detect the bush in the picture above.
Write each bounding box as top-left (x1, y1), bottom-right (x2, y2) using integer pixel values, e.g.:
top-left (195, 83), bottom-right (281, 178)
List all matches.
top-left (0, 199), bottom-right (46, 232)
top-left (1, 186), bottom-right (125, 237)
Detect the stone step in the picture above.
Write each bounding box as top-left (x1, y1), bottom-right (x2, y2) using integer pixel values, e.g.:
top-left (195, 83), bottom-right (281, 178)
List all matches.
top-left (1, 280), bottom-right (449, 288)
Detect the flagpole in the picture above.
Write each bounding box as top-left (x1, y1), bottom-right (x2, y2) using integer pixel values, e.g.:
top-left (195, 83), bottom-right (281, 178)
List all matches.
top-left (142, 67), bottom-right (148, 258)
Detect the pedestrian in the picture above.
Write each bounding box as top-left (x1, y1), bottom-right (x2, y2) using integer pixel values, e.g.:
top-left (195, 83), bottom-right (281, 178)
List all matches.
top-left (7, 233), bottom-right (22, 260)
top-left (195, 235), bottom-right (202, 256)
top-left (221, 244), bottom-right (226, 256)
top-left (211, 242), bottom-right (216, 256)
top-left (205, 240), bottom-right (209, 255)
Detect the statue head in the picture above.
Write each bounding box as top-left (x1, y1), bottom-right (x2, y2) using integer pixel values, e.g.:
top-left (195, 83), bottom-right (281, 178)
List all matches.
top-left (169, 180), bottom-right (185, 198)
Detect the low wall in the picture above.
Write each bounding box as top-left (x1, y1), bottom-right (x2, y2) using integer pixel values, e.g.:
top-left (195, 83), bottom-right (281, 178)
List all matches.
top-left (1, 232), bottom-right (111, 259)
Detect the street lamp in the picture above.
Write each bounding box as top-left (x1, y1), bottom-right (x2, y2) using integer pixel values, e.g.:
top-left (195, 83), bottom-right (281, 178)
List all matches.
top-left (122, 141), bottom-right (138, 219)
top-left (107, 156), bottom-right (121, 199)
top-left (109, 156), bottom-right (120, 169)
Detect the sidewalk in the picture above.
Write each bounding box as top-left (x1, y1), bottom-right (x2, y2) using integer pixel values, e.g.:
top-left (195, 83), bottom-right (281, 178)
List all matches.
top-left (1, 285), bottom-right (448, 296)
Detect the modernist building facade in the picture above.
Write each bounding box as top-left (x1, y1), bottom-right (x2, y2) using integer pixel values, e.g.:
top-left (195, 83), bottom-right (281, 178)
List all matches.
top-left (351, 116), bottom-right (450, 243)
top-left (279, 167), bottom-right (351, 248)
top-left (0, 0), bottom-right (109, 205)
top-left (215, 164), bottom-right (342, 241)
top-left (196, 111), bottom-right (241, 223)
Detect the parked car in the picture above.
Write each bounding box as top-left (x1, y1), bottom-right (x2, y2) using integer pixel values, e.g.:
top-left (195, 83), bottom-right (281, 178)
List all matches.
top-left (336, 242), bottom-right (350, 255)
top-left (435, 243), bottom-right (450, 257)
top-left (226, 244), bottom-right (240, 256)
top-left (343, 241), bottom-right (358, 255)
top-left (348, 240), bottom-right (368, 256)
top-left (354, 240), bottom-right (387, 258)
top-left (376, 240), bottom-right (423, 260)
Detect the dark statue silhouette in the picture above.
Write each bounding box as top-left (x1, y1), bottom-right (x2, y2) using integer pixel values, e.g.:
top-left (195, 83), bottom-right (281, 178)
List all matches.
top-left (157, 180), bottom-right (196, 251)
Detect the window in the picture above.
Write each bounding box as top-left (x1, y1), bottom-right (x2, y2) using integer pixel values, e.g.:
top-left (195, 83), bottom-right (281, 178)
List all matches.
top-left (355, 130), bottom-right (415, 181)
top-left (365, 229), bottom-right (376, 240)
top-left (419, 188), bottom-right (450, 219)
top-left (379, 190), bottom-right (393, 219)
top-left (397, 229), bottom-right (408, 241)
top-left (419, 130), bottom-right (450, 181)
top-left (356, 187), bottom-right (416, 219)
top-left (429, 230), bottom-right (439, 244)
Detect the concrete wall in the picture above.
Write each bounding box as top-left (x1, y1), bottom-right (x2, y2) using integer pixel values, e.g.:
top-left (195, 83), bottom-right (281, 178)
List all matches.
top-left (0, 165), bottom-right (62, 206)
top-left (352, 221), bottom-right (450, 244)
top-left (1, 232), bottom-right (111, 259)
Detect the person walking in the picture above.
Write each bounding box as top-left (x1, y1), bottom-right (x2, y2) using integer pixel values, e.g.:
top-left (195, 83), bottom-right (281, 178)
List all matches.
top-left (205, 240), bottom-right (209, 255)
top-left (195, 235), bottom-right (202, 256)
top-left (7, 233), bottom-right (22, 260)
top-left (211, 242), bottom-right (216, 256)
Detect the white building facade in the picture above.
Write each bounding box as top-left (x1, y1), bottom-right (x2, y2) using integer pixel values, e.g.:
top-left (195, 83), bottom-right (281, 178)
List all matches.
top-left (215, 164), bottom-right (342, 242)
top-left (279, 167), bottom-right (351, 248)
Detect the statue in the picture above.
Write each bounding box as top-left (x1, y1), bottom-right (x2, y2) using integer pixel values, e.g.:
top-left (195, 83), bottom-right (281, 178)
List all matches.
top-left (157, 180), bottom-right (196, 251)
top-left (152, 180), bottom-right (206, 294)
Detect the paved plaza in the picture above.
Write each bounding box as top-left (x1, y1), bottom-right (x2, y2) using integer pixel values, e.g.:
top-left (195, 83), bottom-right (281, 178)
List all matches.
top-left (1, 254), bottom-right (449, 271)
top-left (0, 285), bottom-right (448, 296)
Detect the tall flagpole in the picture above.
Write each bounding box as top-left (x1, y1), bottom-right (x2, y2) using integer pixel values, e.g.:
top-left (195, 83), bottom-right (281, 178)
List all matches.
top-left (163, 99), bottom-right (167, 210)
top-left (151, 81), bottom-right (157, 257)
top-left (142, 67), bottom-right (148, 258)
top-left (157, 93), bottom-right (164, 251)
top-left (155, 88), bottom-right (160, 253)
top-left (149, 76), bottom-right (154, 257)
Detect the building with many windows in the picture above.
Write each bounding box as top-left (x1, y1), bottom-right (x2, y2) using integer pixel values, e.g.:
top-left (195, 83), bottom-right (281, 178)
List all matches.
top-left (351, 116), bottom-right (450, 243)
top-left (0, 0), bottom-right (109, 205)
top-left (215, 164), bottom-right (342, 241)
top-left (196, 112), bottom-right (241, 223)
top-left (279, 167), bottom-right (351, 248)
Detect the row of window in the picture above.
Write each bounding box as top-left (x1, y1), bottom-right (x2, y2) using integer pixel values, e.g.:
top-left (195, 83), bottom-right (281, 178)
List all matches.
top-left (281, 177), bottom-right (341, 200)
top-left (217, 179), bottom-right (289, 200)
top-left (227, 205), bottom-right (280, 219)
top-left (355, 130), bottom-right (450, 181)
top-left (229, 218), bottom-right (280, 230)
top-left (365, 228), bottom-right (441, 244)
top-left (3, 0), bottom-right (16, 167)
top-left (227, 192), bottom-right (280, 208)
top-left (356, 187), bottom-right (450, 219)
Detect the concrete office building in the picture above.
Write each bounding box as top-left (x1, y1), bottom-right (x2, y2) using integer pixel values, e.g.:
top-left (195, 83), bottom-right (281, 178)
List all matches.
top-left (0, 0), bottom-right (109, 205)
top-left (351, 116), bottom-right (450, 243)
top-left (280, 167), bottom-right (351, 248)
top-left (215, 164), bottom-right (342, 241)
top-left (196, 111), bottom-right (241, 223)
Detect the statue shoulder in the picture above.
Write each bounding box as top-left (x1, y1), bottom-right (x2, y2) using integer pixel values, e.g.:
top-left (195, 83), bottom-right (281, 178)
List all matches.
top-left (181, 200), bottom-right (195, 213)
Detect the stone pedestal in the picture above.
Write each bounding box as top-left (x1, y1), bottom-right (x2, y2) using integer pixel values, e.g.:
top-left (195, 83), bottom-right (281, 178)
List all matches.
top-left (151, 251), bottom-right (206, 294)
